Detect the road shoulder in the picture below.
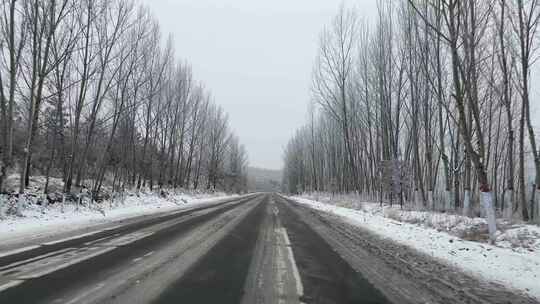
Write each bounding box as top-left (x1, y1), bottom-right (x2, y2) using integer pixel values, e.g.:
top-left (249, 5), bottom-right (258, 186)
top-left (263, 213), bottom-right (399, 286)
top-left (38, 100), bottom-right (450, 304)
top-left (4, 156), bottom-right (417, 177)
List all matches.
top-left (281, 195), bottom-right (537, 304)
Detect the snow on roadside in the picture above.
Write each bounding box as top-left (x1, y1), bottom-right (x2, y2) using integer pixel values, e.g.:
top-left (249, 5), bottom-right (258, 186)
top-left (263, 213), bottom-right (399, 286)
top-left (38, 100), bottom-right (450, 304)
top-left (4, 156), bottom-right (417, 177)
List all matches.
top-left (289, 195), bottom-right (540, 301)
top-left (0, 191), bottom-right (236, 246)
top-left (299, 192), bottom-right (540, 252)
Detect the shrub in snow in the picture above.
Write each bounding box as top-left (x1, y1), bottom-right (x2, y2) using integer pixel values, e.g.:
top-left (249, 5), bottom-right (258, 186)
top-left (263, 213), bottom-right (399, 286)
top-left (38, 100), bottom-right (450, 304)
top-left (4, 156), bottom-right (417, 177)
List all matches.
top-left (383, 208), bottom-right (401, 221)
top-left (458, 225), bottom-right (490, 242)
top-left (496, 226), bottom-right (540, 252)
top-left (4, 194), bottom-right (26, 217)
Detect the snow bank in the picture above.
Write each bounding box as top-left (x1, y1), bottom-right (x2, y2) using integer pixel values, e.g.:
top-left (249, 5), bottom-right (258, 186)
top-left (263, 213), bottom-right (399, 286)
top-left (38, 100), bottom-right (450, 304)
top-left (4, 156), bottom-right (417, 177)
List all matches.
top-left (289, 195), bottom-right (540, 301)
top-left (0, 190), bottom-right (236, 245)
top-left (299, 192), bottom-right (540, 252)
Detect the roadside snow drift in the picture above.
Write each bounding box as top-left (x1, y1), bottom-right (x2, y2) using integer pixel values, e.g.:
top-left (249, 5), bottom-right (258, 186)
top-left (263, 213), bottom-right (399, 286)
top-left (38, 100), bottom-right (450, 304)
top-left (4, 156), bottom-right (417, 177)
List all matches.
top-left (0, 191), bottom-right (236, 246)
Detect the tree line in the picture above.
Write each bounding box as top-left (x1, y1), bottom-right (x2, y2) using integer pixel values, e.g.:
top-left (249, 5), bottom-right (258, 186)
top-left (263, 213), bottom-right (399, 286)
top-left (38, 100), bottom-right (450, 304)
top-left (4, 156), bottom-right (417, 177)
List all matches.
top-left (0, 0), bottom-right (248, 197)
top-left (283, 0), bottom-right (540, 231)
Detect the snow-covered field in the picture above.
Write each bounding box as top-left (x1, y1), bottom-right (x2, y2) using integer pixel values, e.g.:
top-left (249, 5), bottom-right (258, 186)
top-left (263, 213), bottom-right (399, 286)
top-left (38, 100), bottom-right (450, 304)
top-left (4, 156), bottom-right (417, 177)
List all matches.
top-left (0, 190), bottom-right (236, 246)
top-left (289, 194), bottom-right (540, 301)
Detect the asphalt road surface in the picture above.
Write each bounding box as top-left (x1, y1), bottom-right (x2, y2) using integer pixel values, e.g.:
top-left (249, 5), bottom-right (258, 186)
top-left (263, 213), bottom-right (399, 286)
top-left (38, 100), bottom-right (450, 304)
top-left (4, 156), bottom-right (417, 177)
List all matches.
top-left (0, 193), bottom-right (536, 304)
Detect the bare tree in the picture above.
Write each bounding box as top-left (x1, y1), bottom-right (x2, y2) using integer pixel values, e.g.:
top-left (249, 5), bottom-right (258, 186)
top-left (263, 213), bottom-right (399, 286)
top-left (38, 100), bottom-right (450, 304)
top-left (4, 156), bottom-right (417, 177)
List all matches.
top-left (312, 5), bottom-right (360, 192)
top-left (513, 0), bottom-right (540, 220)
top-left (0, 0), bottom-right (245, 202)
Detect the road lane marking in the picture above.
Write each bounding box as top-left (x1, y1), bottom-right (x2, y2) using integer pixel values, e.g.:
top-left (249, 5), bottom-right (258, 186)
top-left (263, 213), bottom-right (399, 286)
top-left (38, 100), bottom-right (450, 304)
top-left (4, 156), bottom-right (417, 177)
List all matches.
top-left (18, 247), bottom-right (116, 279)
top-left (279, 228), bottom-right (304, 299)
top-left (103, 224), bottom-right (123, 231)
top-left (0, 245), bottom-right (41, 259)
top-left (4, 229), bottom-right (157, 280)
top-left (11, 230), bottom-right (156, 279)
top-left (100, 232), bottom-right (153, 246)
top-left (62, 282), bottom-right (105, 304)
top-left (0, 248), bottom-right (75, 272)
top-left (132, 257), bottom-right (143, 263)
top-left (276, 239), bottom-right (288, 304)
top-left (0, 279), bottom-right (23, 292)
top-left (83, 235), bottom-right (116, 246)
top-left (132, 251), bottom-right (153, 263)
top-left (42, 230), bottom-right (105, 246)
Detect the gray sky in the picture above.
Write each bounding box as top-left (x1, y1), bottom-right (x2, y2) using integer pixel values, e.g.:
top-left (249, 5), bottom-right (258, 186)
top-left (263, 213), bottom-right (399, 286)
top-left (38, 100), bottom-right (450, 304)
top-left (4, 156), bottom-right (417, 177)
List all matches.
top-left (140, 0), bottom-right (378, 170)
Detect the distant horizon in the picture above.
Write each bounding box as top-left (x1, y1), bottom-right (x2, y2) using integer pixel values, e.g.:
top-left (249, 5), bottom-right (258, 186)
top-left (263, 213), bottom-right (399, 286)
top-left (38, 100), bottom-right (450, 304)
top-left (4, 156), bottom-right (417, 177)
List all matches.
top-left (247, 165), bottom-right (283, 172)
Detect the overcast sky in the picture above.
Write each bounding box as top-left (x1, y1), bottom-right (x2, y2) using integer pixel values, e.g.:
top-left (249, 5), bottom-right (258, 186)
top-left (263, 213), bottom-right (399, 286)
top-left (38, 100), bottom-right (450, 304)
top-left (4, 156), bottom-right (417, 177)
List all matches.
top-left (140, 0), bottom-right (378, 170)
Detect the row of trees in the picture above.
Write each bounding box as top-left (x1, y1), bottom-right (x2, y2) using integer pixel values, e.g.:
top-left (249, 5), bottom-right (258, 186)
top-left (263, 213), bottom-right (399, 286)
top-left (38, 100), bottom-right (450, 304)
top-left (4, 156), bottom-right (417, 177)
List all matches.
top-left (0, 0), bottom-right (248, 196)
top-left (283, 0), bottom-right (540, 229)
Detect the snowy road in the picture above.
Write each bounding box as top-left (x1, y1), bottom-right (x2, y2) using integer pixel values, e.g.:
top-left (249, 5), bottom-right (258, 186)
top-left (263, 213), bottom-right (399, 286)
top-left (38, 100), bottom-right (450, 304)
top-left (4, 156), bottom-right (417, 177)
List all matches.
top-left (0, 194), bottom-right (536, 304)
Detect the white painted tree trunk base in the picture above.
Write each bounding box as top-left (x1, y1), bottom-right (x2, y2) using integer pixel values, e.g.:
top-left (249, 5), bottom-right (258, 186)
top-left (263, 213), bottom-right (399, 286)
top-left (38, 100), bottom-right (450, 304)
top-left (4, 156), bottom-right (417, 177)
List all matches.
top-left (445, 191), bottom-right (453, 211)
top-left (427, 191), bottom-right (434, 211)
top-left (0, 196), bottom-right (5, 219)
top-left (61, 194), bottom-right (65, 214)
top-left (463, 190), bottom-right (471, 217)
top-left (481, 191), bottom-right (498, 243)
top-left (414, 190), bottom-right (422, 210)
top-left (41, 194), bottom-right (48, 214)
top-left (503, 190), bottom-right (513, 219)
top-left (16, 197), bottom-right (24, 217)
